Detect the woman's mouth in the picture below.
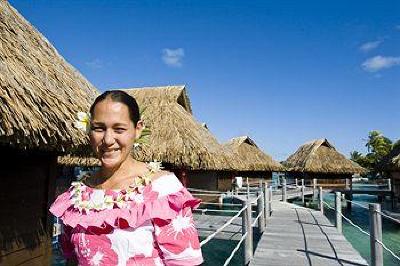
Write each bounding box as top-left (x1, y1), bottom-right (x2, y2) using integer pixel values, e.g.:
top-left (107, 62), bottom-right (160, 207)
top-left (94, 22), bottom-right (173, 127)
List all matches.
top-left (101, 148), bottom-right (121, 158)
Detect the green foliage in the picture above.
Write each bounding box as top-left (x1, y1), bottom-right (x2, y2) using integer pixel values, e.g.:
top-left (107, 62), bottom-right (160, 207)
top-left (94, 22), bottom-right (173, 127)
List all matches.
top-left (350, 130), bottom-right (396, 176)
top-left (365, 130), bottom-right (392, 161)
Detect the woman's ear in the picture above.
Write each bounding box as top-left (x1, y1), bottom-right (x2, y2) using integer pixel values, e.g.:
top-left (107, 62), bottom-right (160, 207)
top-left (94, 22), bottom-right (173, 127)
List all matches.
top-left (134, 120), bottom-right (144, 140)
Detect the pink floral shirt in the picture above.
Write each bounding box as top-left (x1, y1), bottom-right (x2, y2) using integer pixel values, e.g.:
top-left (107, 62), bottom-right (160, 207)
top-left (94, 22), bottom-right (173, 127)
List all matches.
top-left (50, 174), bottom-right (203, 266)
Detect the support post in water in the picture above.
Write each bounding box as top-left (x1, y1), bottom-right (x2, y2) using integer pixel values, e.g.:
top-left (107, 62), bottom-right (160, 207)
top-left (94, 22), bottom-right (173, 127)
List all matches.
top-left (295, 178), bottom-right (298, 187)
top-left (319, 187), bottom-right (323, 214)
top-left (242, 200), bottom-right (253, 265)
top-left (369, 203), bottom-right (383, 266)
top-left (264, 183), bottom-right (270, 221)
top-left (282, 177), bottom-right (287, 202)
top-left (301, 184), bottom-right (305, 206)
top-left (335, 192), bottom-right (342, 233)
top-left (257, 189), bottom-right (265, 233)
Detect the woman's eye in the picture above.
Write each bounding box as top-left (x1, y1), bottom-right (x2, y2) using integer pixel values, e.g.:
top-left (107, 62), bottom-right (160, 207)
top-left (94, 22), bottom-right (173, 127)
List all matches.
top-left (91, 126), bottom-right (104, 132)
top-left (115, 128), bottom-right (126, 133)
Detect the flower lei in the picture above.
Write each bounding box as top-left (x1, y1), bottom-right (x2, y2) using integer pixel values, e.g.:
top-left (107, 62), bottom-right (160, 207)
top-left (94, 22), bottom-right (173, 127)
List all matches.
top-left (70, 160), bottom-right (163, 212)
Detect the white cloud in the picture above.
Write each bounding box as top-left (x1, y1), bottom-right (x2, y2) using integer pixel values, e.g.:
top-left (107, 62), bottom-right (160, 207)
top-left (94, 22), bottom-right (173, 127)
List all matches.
top-left (85, 58), bottom-right (103, 69)
top-left (361, 55), bottom-right (400, 72)
top-left (162, 48), bottom-right (184, 67)
top-left (359, 40), bottom-right (382, 52)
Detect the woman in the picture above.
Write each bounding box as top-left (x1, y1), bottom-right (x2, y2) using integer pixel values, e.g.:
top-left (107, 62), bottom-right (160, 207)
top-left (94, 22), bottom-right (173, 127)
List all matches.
top-left (50, 90), bottom-right (203, 266)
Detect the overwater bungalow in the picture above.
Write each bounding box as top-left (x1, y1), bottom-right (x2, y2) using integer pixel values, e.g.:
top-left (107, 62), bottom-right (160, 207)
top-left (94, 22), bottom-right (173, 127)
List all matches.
top-left (382, 144), bottom-right (400, 207)
top-left (224, 136), bottom-right (284, 187)
top-left (282, 138), bottom-right (365, 187)
top-left (0, 1), bottom-right (98, 264)
top-left (123, 86), bottom-right (245, 190)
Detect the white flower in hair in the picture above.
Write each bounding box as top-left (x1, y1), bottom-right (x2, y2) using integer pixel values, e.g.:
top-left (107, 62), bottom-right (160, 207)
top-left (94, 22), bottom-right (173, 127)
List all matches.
top-left (73, 112), bottom-right (91, 133)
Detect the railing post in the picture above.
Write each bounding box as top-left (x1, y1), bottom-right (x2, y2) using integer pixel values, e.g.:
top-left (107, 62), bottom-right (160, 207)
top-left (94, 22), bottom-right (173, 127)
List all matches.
top-left (313, 178), bottom-right (317, 200)
top-left (282, 178), bottom-right (287, 202)
top-left (369, 203), bottom-right (383, 266)
top-left (242, 200), bottom-right (253, 265)
top-left (264, 183), bottom-right (270, 222)
top-left (295, 178), bottom-right (298, 187)
top-left (246, 177), bottom-right (250, 200)
top-left (218, 193), bottom-right (224, 209)
top-left (335, 192), bottom-right (342, 233)
top-left (268, 186), bottom-right (273, 217)
top-left (257, 189), bottom-right (265, 234)
top-left (319, 187), bottom-right (323, 214)
top-left (387, 178), bottom-right (391, 191)
top-left (301, 184), bottom-right (305, 205)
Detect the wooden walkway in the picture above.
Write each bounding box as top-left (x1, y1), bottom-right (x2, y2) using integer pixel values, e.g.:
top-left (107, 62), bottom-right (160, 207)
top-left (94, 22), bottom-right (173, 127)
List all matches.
top-left (250, 201), bottom-right (368, 266)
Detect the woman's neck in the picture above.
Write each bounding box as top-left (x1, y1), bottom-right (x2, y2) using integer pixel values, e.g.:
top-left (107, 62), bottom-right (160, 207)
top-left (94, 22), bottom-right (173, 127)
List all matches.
top-left (98, 158), bottom-right (136, 186)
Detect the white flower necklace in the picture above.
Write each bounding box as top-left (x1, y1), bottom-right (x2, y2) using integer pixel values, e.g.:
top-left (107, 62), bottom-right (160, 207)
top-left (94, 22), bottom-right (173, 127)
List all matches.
top-left (70, 160), bottom-right (163, 212)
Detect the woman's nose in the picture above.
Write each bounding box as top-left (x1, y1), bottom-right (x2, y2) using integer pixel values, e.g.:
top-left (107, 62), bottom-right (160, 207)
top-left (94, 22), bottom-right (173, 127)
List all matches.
top-left (102, 129), bottom-right (115, 145)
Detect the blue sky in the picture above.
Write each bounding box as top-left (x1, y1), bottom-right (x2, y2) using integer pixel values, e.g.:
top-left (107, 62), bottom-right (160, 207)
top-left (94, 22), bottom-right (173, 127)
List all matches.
top-left (11, 0), bottom-right (400, 161)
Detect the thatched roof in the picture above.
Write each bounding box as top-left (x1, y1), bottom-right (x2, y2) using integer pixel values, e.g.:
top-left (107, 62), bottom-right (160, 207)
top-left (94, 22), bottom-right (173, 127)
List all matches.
top-left (119, 85), bottom-right (192, 114)
top-left (224, 136), bottom-right (284, 172)
top-left (57, 155), bottom-right (101, 167)
top-left (123, 86), bottom-right (242, 170)
top-left (382, 144), bottom-right (400, 171)
top-left (0, 0), bottom-right (98, 152)
top-left (283, 139), bottom-right (366, 174)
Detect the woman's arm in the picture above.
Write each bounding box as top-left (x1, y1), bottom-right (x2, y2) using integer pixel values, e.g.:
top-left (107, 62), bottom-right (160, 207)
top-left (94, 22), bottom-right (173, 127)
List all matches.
top-left (153, 207), bottom-right (203, 266)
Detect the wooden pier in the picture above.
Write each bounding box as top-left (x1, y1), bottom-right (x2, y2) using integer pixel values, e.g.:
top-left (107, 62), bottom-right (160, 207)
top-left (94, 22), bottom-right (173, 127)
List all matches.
top-left (250, 201), bottom-right (368, 266)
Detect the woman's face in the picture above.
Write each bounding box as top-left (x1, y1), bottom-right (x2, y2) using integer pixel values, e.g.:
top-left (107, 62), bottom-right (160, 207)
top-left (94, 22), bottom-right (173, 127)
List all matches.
top-left (89, 98), bottom-right (142, 170)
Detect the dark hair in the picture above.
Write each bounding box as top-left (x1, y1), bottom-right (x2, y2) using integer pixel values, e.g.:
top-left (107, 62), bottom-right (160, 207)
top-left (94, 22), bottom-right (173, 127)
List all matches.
top-left (90, 90), bottom-right (140, 126)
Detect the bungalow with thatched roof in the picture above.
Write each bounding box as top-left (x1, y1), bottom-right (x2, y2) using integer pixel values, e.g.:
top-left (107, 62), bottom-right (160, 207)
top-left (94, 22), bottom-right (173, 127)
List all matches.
top-left (122, 86), bottom-right (247, 190)
top-left (282, 139), bottom-right (365, 188)
top-left (0, 1), bottom-right (98, 264)
top-left (224, 136), bottom-right (284, 187)
top-left (382, 144), bottom-right (400, 207)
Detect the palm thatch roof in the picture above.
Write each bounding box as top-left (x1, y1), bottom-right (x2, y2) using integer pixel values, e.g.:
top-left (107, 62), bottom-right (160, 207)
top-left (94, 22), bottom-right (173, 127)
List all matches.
top-left (283, 138), bottom-right (366, 174)
top-left (123, 86), bottom-right (242, 170)
top-left (57, 154), bottom-right (101, 167)
top-left (224, 136), bottom-right (284, 172)
top-left (118, 85), bottom-right (192, 114)
top-left (0, 0), bottom-right (98, 152)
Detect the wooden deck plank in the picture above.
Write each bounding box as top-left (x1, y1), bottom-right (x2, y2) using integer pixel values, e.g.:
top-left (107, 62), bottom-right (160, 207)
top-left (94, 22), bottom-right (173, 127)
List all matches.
top-left (250, 202), bottom-right (368, 266)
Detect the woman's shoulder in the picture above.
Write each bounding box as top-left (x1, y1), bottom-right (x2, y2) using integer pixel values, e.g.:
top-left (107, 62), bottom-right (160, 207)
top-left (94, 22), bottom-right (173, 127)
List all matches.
top-left (150, 171), bottom-right (184, 196)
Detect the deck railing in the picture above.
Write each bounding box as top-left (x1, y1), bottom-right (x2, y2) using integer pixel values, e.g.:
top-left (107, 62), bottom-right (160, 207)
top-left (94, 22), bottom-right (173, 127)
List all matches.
top-left (317, 187), bottom-right (400, 266)
top-left (189, 183), bottom-right (277, 265)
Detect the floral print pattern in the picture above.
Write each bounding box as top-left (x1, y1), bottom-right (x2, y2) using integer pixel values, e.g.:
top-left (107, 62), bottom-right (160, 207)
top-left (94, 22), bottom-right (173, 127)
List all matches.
top-left (51, 173), bottom-right (203, 266)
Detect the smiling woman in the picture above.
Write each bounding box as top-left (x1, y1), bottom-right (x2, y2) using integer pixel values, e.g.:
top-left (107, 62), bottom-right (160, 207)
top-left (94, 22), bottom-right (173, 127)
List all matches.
top-left (49, 91), bottom-right (204, 266)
